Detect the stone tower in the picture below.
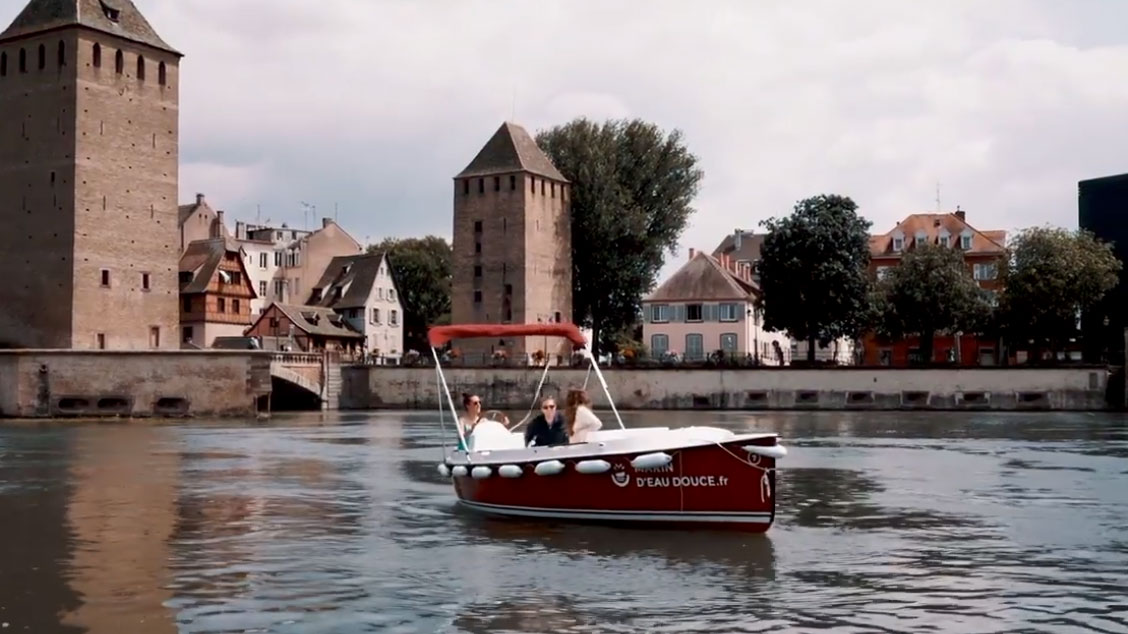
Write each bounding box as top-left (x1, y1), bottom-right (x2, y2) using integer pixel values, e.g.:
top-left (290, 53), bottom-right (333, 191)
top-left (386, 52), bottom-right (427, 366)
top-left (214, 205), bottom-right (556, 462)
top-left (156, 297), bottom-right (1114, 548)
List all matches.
top-left (451, 122), bottom-right (573, 363)
top-left (0, 0), bottom-right (181, 349)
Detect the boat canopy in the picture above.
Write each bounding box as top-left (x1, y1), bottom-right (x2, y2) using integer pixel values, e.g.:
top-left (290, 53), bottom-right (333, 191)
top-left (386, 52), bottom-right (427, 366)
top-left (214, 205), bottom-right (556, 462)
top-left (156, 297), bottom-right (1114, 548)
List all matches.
top-left (427, 323), bottom-right (587, 348)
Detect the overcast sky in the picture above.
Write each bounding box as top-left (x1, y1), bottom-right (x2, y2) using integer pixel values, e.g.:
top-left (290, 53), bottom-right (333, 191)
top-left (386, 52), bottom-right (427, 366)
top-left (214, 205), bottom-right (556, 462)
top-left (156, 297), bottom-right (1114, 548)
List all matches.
top-left (6, 0), bottom-right (1127, 279)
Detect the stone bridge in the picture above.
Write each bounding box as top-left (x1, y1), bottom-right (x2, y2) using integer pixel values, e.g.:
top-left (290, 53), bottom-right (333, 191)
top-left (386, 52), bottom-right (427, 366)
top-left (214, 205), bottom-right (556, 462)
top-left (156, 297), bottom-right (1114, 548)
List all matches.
top-left (269, 352), bottom-right (342, 409)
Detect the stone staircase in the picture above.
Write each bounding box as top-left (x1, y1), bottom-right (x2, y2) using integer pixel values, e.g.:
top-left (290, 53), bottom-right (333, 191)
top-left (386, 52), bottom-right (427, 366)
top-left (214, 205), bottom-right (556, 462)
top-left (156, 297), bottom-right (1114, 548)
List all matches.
top-left (322, 361), bottom-right (343, 410)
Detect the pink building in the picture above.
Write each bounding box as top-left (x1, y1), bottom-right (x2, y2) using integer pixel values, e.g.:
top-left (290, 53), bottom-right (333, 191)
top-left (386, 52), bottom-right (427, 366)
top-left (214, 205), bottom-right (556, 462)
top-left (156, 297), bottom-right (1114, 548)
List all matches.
top-left (641, 250), bottom-right (791, 364)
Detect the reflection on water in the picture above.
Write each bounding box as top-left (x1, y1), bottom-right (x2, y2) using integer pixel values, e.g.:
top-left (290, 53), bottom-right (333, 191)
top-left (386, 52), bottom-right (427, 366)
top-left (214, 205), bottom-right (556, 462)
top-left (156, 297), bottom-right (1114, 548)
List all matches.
top-left (1, 410), bottom-right (1127, 633)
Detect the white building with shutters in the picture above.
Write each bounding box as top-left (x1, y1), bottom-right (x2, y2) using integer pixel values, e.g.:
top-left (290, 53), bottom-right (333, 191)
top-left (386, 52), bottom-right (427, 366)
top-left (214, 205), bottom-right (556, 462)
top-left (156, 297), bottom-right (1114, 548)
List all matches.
top-left (641, 249), bottom-right (791, 365)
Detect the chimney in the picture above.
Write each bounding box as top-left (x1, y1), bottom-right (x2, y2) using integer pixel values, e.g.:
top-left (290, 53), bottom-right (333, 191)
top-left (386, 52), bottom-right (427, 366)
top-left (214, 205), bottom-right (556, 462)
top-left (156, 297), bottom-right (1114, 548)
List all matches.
top-left (216, 209), bottom-right (225, 225)
top-left (734, 229), bottom-right (743, 251)
top-left (235, 221), bottom-right (245, 240)
top-left (955, 206), bottom-right (965, 221)
top-left (196, 193), bottom-right (205, 205)
top-left (322, 217), bottom-right (332, 229)
top-left (689, 248), bottom-right (696, 260)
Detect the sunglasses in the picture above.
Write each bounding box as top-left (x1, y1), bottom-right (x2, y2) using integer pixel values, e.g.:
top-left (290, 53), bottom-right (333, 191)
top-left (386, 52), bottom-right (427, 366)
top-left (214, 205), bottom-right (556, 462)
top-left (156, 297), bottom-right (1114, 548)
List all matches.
top-left (469, 399), bottom-right (480, 406)
top-left (542, 404), bottom-right (556, 410)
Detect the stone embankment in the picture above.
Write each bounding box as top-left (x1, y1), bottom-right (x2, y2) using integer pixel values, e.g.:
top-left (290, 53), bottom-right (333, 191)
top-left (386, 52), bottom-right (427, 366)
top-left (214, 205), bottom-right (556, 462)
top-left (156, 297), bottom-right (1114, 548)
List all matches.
top-left (0, 350), bottom-right (272, 418)
top-left (340, 366), bottom-right (1113, 411)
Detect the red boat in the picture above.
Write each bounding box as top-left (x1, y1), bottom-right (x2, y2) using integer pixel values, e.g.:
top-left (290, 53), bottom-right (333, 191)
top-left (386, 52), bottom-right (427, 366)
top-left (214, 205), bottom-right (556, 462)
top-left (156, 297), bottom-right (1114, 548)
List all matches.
top-left (429, 323), bottom-right (788, 531)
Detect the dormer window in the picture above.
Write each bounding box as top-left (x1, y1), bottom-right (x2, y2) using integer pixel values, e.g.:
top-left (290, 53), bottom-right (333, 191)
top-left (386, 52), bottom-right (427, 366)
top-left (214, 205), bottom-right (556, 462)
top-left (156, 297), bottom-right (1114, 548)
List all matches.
top-left (100, 1), bottom-right (120, 22)
top-left (938, 229), bottom-right (951, 247)
top-left (914, 230), bottom-right (927, 247)
top-left (960, 231), bottom-right (973, 250)
top-left (892, 237), bottom-right (904, 252)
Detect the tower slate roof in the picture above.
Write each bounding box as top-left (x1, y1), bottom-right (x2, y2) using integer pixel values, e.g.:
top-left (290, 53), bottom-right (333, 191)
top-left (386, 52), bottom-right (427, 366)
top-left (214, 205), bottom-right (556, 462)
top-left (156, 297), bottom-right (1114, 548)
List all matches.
top-left (0, 0), bottom-right (180, 55)
top-left (456, 122), bottom-right (567, 182)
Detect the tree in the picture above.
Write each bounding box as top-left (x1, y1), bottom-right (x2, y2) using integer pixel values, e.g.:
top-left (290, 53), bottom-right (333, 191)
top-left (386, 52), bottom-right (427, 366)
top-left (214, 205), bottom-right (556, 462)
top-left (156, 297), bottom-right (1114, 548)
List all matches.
top-left (536, 118), bottom-right (703, 356)
top-left (757, 194), bottom-right (873, 362)
top-left (998, 226), bottom-right (1121, 360)
top-left (875, 243), bottom-right (991, 363)
top-left (367, 236), bottom-right (452, 352)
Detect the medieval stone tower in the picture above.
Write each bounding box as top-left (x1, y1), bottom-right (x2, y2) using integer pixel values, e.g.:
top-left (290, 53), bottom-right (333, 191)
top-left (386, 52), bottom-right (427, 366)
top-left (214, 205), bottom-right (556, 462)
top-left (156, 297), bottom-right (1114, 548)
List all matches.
top-left (451, 122), bottom-right (573, 362)
top-left (0, 0), bottom-right (181, 349)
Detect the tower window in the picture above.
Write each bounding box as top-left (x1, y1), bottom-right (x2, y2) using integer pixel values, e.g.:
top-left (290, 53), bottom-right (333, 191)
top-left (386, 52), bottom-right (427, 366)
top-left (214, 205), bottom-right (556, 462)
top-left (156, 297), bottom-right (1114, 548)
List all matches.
top-left (141, 272), bottom-right (151, 291)
top-left (101, 1), bottom-right (121, 22)
top-left (477, 179), bottom-right (484, 194)
top-left (100, 269), bottom-right (110, 287)
top-left (541, 180), bottom-right (546, 195)
top-left (509, 174), bottom-right (516, 190)
top-left (473, 290), bottom-right (482, 303)
top-left (551, 183), bottom-right (555, 198)
top-left (493, 176), bottom-right (500, 191)
top-left (38, 44), bottom-right (45, 70)
top-left (114, 50), bottom-right (123, 74)
top-left (93, 43), bottom-right (101, 68)
top-left (96, 334), bottom-right (106, 349)
top-left (19, 48), bottom-right (26, 73)
top-left (531, 178), bottom-right (536, 194)
top-left (158, 61), bottom-right (166, 86)
top-left (57, 41), bottom-right (65, 67)
top-left (504, 284), bottom-right (513, 296)
top-left (462, 179), bottom-right (469, 195)
top-left (502, 218), bottom-right (507, 233)
top-left (555, 311), bottom-right (562, 323)
top-left (475, 242), bottom-right (481, 254)
top-left (1, 52), bottom-right (6, 76)
top-left (473, 265), bottom-right (482, 278)
top-left (136, 55), bottom-right (145, 80)
top-left (473, 220), bottom-right (482, 233)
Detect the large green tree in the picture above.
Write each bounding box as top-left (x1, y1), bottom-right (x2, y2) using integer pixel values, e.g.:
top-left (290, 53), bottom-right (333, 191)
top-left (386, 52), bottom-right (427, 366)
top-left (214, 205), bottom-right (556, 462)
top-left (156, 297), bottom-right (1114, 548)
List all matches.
top-left (367, 236), bottom-right (452, 352)
top-left (998, 226), bottom-right (1121, 360)
top-left (757, 194), bottom-right (873, 362)
top-left (875, 243), bottom-right (991, 363)
top-left (536, 118), bottom-right (703, 355)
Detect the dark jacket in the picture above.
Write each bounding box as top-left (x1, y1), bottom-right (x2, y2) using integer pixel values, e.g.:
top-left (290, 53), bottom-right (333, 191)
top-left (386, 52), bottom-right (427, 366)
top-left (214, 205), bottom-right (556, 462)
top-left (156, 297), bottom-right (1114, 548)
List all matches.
top-left (524, 411), bottom-right (568, 447)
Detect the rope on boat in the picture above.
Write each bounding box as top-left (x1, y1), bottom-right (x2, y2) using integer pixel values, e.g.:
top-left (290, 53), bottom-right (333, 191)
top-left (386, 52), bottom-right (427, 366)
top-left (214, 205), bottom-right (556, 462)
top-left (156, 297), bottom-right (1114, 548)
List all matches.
top-left (710, 441), bottom-right (777, 503)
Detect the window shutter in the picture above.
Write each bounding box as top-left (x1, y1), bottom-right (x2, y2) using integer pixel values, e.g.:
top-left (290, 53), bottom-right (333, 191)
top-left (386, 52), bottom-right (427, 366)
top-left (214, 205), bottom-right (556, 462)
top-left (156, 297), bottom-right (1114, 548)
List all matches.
top-left (674, 305), bottom-right (685, 322)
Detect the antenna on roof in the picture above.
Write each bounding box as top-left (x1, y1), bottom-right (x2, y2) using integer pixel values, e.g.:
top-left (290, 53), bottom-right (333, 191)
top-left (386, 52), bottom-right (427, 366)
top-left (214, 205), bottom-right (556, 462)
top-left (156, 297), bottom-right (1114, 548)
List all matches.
top-left (936, 182), bottom-right (942, 211)
top-left (256, 204), bottom-right (261, 223)
top-left (511, 84), bottom-right (517, 121)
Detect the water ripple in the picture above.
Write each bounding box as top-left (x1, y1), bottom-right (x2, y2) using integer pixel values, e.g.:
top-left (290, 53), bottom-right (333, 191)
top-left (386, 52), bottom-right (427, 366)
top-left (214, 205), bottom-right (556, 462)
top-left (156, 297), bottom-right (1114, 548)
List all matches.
top-left (1, 411), bottom-right (1126, 632)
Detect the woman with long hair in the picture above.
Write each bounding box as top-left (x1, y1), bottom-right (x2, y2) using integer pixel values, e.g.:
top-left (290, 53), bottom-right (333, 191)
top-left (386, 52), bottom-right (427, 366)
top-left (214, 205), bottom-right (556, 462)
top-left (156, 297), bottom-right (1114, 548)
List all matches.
top-left (564, 388), bottom-right (603, 443)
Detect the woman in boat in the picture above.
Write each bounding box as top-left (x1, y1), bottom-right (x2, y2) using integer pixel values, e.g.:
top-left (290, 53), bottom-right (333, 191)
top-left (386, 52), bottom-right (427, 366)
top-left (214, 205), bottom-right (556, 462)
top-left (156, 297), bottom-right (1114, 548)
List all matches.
top-left (564, 388), bottom-right (603, 443)
top-left (458, 392), bottom-right (485, 444)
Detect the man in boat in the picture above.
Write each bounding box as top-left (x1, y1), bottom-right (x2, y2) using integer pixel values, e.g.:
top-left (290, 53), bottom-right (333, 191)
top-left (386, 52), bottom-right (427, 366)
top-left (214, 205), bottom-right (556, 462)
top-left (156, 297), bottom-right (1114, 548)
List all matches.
top-left (523, 397), bottom-right (568, 447)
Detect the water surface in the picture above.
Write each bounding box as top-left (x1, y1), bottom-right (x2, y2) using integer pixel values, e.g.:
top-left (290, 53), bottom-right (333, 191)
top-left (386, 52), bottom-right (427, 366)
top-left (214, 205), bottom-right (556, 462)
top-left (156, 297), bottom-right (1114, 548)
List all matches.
top-left (1, 411), bottom-right (1126, 633)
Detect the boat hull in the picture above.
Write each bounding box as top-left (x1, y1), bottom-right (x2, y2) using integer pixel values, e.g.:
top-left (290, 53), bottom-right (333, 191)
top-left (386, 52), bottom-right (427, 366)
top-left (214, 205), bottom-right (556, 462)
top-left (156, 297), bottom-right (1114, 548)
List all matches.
top-left (446, 435), bottom-right (779, 531)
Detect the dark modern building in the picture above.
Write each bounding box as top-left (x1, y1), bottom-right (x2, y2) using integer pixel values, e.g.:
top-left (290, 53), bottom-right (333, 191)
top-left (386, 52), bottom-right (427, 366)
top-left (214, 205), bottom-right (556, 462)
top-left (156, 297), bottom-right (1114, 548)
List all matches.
top-left (1079, 172), bottom-right (1128, 364)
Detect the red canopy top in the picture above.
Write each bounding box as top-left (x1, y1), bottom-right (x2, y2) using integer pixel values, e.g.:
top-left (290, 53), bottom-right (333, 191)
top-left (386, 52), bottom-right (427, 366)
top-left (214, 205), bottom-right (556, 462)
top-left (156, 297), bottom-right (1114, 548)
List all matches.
top-left (428, 323), bottom-right (587, 348)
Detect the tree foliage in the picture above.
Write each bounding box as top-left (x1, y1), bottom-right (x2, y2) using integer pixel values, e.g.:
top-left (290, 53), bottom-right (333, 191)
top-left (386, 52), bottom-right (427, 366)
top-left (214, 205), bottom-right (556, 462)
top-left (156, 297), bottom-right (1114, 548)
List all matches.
top-left (757, 194), bottom-right (873, 361)
top-left (998, 226), bottom-right (1121, 356)
top-left (536, 118), bottom-right (703, 355)
top-left (875, 243), bottom-right (991, 362)
top-left (367, 236), bottom-right (452, 352)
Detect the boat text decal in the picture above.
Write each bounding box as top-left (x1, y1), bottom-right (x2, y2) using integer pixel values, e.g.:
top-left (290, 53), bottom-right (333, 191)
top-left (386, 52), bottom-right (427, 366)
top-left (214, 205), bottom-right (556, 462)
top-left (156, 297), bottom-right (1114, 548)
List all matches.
top-left (636, 475), bottom-right (729, 488)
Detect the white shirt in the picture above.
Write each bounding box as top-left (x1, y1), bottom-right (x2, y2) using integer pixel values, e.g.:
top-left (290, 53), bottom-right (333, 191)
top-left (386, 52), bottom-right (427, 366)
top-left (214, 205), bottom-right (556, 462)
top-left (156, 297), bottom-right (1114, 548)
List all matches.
top-left (570, 405), bottom-right (603, 443)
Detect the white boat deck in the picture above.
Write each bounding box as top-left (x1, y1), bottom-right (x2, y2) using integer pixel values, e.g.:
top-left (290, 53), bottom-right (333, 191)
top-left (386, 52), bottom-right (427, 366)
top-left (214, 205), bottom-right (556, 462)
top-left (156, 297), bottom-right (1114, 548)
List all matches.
top-left (447, 422), bottom-right (778, 466)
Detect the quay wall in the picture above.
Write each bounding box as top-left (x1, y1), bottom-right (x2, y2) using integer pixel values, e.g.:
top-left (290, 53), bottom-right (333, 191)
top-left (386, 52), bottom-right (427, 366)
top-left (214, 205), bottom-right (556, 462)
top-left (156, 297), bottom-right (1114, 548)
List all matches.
top-left (340, 366), bottom-right (1112, 411)
top-left (0, 350), bottom-right (272, 418)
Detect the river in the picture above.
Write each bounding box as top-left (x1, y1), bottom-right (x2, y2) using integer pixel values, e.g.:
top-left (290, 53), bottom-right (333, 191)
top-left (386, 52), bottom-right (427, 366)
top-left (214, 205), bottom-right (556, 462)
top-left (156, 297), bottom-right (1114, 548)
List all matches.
top-left (1, 411), bottom-right (1126, 633)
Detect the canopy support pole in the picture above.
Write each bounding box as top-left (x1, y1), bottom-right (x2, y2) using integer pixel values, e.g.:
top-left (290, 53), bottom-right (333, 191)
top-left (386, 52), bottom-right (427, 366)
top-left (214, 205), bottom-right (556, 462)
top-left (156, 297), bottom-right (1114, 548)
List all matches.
top-left (584, 350), bottom-right (625, 430)
top-left (432, 347), bottom-right (468, 457)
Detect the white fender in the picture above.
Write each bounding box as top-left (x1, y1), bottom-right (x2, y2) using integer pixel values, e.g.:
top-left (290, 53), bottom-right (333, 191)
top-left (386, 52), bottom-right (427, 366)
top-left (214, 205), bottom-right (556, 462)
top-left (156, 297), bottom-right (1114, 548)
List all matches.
top-left (498, 465), bottom-right (523, 478)
top-left (471, 466), bottom-right (492, 479)
top-left (631, 452), bottom-right (672, 470)
top-left (451, 465), bottom-right (468, 477)
top-left (534, 460), bottom-right (565, 476)
top-left (437, 464), bottom-right (451, 477)
top-left (575, 459), bottom-right (611, 474)
top-left (742, 444), bottom-right (788, 459)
